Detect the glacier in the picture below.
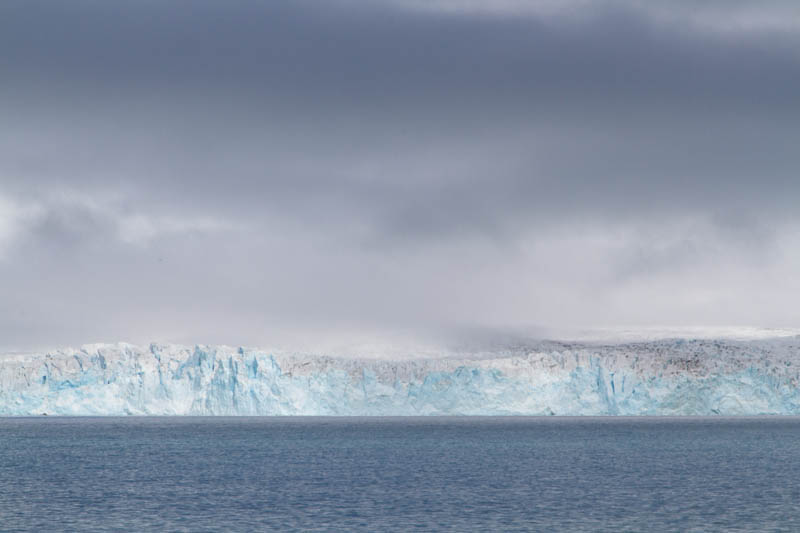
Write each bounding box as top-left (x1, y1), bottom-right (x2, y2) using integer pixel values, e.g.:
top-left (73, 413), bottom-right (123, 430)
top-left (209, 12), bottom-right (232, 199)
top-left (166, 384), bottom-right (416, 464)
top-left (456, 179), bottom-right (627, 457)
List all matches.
top-left (2, 337), bottom-right (800, 416)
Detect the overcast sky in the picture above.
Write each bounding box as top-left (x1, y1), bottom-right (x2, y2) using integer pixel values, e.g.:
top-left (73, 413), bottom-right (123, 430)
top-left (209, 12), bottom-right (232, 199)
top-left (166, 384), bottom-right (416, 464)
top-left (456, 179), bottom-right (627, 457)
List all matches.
top-left (1, 0), bottom-right (799, 351)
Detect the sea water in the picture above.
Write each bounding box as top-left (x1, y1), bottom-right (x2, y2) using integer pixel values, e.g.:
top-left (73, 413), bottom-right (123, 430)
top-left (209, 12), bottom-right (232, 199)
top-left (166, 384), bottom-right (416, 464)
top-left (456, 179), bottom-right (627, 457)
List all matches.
top-left (1, 417), bottom-right (799, 531)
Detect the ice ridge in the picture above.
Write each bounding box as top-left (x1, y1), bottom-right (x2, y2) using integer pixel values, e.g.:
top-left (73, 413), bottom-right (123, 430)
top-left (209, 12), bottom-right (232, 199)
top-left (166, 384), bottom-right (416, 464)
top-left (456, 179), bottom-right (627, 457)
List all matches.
top-left (2, 338), bottom-right (800, 415)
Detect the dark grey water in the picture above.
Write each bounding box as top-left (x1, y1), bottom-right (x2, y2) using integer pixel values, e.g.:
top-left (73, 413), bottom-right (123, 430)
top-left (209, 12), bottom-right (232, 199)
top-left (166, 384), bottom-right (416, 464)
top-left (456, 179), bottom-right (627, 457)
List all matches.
top-left (1, 417), bottom-right (800, 531)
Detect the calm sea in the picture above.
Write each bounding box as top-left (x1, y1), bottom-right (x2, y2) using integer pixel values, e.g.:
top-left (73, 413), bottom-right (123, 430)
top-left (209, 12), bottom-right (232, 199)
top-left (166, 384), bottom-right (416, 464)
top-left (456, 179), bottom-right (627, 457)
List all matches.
top-left (1, 417), bottom-right (799, 531)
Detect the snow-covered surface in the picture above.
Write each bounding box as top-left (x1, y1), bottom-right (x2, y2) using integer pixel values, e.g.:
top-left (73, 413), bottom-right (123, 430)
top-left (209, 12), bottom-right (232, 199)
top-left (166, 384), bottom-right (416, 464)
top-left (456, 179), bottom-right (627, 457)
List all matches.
top-left (552, 326), bottom-right (800, 343)
top-left (2, 337), bottom-right (800, 415)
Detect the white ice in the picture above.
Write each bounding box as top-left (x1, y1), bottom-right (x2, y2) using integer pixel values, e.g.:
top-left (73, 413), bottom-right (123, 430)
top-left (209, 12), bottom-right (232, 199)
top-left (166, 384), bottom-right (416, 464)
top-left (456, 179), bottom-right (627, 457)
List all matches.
top-left (2, 337), bottom-right (800, 415)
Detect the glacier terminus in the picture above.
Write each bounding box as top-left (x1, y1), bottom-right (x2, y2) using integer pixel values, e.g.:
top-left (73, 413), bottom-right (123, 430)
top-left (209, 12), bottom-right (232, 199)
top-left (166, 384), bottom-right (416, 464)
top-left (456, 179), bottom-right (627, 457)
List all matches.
top-left (2, 337), bottom-right (800, 416)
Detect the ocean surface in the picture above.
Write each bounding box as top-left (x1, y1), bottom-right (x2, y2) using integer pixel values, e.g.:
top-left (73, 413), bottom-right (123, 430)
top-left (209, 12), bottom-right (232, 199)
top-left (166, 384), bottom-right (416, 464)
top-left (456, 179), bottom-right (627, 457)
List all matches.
top-left (1, 417), bottom-right (800, 531)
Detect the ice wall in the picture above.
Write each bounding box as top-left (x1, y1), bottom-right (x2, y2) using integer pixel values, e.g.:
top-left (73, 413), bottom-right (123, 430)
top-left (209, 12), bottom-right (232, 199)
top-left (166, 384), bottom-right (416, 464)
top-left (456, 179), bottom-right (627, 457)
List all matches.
top-left (2, 338), bottom-right (800, 415)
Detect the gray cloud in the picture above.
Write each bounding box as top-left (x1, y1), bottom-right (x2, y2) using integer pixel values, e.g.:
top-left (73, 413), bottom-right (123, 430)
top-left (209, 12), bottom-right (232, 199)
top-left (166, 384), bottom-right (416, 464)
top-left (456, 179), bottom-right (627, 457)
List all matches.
top-left (1, 0), bottom-right (799, 350)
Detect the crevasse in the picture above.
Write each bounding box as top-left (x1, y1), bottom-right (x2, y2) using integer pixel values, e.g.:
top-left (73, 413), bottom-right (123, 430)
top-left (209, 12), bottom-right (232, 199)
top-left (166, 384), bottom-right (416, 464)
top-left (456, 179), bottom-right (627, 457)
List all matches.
top-left (1, 338), bottom-right (800, 415)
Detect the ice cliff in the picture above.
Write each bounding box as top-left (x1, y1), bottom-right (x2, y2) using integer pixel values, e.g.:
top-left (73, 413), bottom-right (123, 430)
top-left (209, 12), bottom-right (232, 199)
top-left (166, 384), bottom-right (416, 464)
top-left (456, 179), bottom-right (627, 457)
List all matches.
top-left (2, 338), bottom-right (800, 415)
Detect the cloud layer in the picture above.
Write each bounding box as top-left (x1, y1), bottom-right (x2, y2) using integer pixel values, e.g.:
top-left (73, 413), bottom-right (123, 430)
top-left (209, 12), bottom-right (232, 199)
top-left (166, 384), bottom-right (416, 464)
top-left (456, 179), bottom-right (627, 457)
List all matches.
top-left (1, 0), bottom-right (799, 350)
